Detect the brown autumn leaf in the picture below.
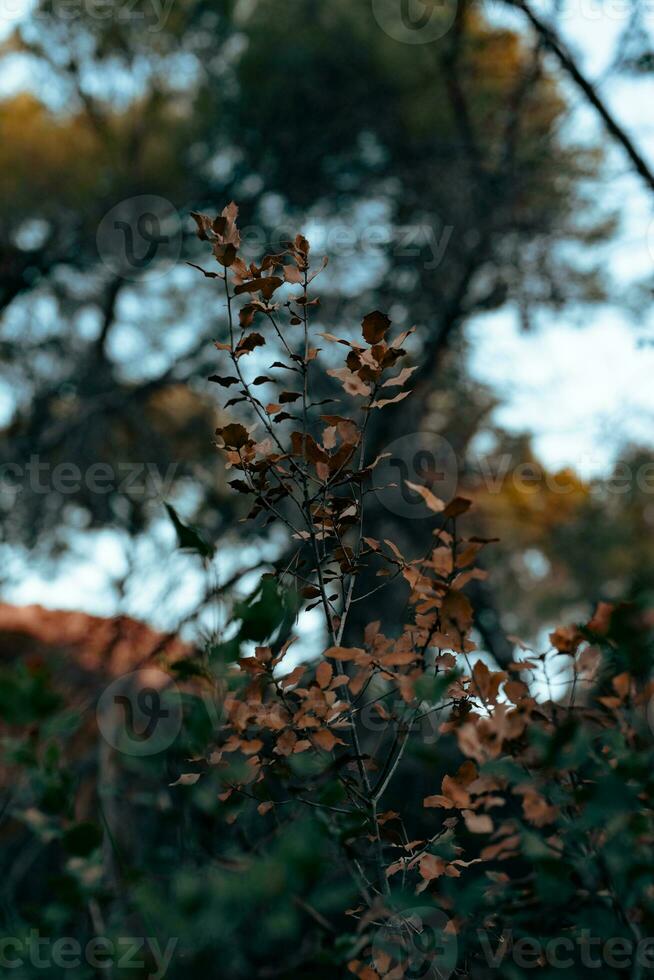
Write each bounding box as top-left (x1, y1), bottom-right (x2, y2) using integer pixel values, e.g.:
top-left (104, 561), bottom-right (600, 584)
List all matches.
top-left (504, 679), bottom-right (529, 703)
top-left (190, 211), bottom-right (211, 240)
top-left (290, 431), bottom-right (329, 466)
top-left (274, 730), bottom-right (297, 756)
top-left (323, 425), bottom-right (337, 450)
top-left (442, 496), bottom-right (472, 519)
top-left (327, 367), bottom-right (371, 397)
top-left (316, 660), bottom-right (333, 689)
top-left (418, 854), bottom-right (447, 881)
top-left (169, 773), bottom-right (202, 787)
top-left (549, 625), bottom-right (582, 654)
top-left (213, 242), bottom-right (237, 267)
top-left (283, 264), bottom-right (303, 284)
top-left (480, 835), bottom-right (521, 862)
top-left (587, 601), bottom-right (614, 635)
top-left (369, 389), bottom-right (412, 410)
top-left (463, 811), bottom-right (493, 834)
top-left (361, 310), bottom-right (391, 344)
top-left (423, 795), bottom-right (454, 809)
top-left (442, 774), bottom-right (471, 808)
top-left (381, 650), bottom-right (416, 666)
top-left (280, 665), bottom-right (305, 689)
top-left (235, 332), bottom-right (265, 355)
top-left (239, 306), bottom-right (256, 329)
top-left (471, 660), bottom-right (506, 703)
top-left (240, 739), bottom-right (264, 755)
top-left (405, 481), bottom-right (445, 513)
top-left (441, 590), bottom-right (473, 634)
top-left (218, 423), bottom-right (250, 449)
top-left (382, 366), bottom-right (418, 388)
top-left (318, 331), bottom-right (350, 346)
top-left (515, 786), bottom-right (558, 827)
top-left (313, 729), bottom-right (344, 752)
top-left (214, 201), bottom-right (241, 246)
top-left (324, 646), bottom-right (368, 662)
top-left (234, 276), bottom-right (283, 299)
top-left (457, 760), bottom-right (478, 785)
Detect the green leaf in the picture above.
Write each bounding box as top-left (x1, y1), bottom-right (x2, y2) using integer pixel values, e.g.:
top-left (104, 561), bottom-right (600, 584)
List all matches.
top-left (165, 503), bottom-right (214, 558)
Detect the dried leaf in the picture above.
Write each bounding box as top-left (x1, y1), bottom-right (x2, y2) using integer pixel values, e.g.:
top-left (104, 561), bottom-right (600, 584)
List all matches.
top-left (169, 773), bottom-right (202, 787)
top-left (313, 729), bottom-right (344, 752)
top-left (405, 481), bottom-right (445, 513)
top-left (316, 661), bottom-right (333, 689)
top-left (218, 423), bottom-right (250, 449)
top-left (324, 646), bottom-right (367, 662)
top-left (381, 366), bottom-right (418, 388)
top-left (369, 390), bottom-right (412, 410)
top-left (419, 854), bottom-right (446, 881)
top-left (442, 496), bottom-right (472, 519)
top-left (283, 265), bottom-right (303, 284)
top-left (235, 332), bottom-right (265, 355)
top-left (463, 811), bottom-right (493, 834)
top-left (361, 310), bottom-right (391, 344)
top-left (424, 795), bottom-right (454, 809)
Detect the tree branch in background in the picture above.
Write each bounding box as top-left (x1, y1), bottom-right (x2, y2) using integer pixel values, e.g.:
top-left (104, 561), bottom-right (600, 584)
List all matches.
top-left (507, 0), bottom-right (654, 195)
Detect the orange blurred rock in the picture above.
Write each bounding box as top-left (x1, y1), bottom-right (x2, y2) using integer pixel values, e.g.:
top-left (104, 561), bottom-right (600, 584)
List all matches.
top-left (0, 602), bottom-right (190, 686)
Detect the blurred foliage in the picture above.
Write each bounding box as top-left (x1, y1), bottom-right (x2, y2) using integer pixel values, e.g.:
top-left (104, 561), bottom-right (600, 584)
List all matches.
top-left (0, 0), bottom-right (611, 573)
top-left (2, 551), bottom-right (654, 978)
